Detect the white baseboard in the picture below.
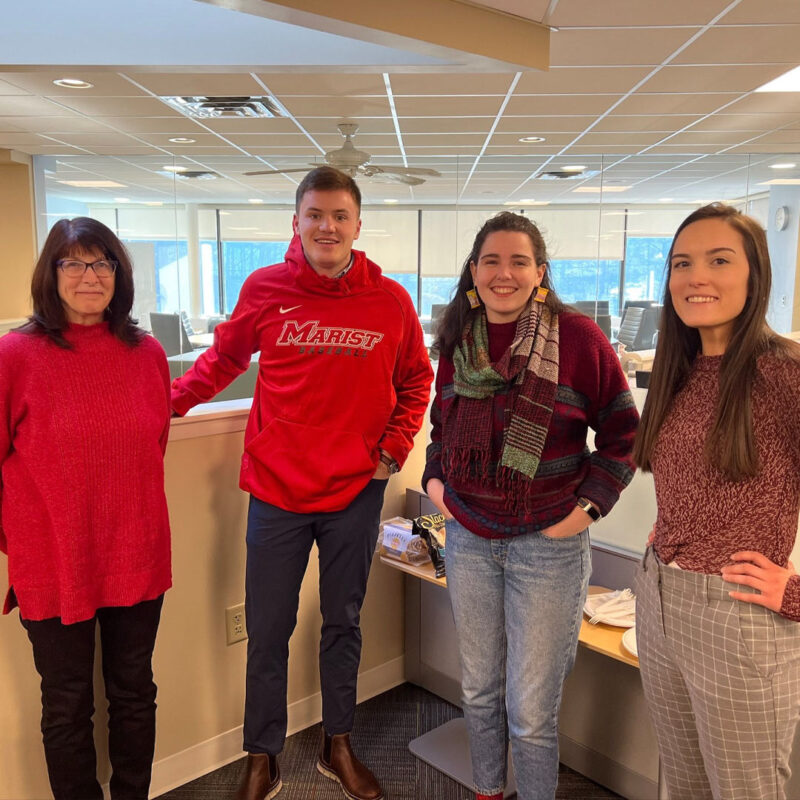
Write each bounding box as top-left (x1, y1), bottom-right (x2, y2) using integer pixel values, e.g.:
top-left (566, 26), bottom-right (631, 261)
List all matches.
top-left (147, 655), bottom-right (405, 798)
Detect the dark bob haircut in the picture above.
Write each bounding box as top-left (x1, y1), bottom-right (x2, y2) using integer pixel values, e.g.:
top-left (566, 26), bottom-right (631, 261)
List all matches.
top-left (295, 166), bottom-right (361, 213)
top-left (20, 217), bottom-right (143, 348)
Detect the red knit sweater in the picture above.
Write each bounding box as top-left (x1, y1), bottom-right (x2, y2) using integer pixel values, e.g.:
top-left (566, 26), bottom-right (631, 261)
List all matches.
top-left (423, 312), bottom-right (639, 537)
top-left (652, 350), bottom-right (800, 621)
top-left (0, 324), bottom-right (172, 624)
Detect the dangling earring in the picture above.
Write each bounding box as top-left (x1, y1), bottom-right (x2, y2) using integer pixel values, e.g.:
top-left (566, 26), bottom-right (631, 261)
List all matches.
top-left (466, 288), bottom-right (481, 309)
top-left (534, 286), bottom-right (549, 303)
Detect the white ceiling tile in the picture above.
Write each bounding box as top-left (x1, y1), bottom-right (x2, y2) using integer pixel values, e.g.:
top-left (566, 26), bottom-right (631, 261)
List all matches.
top-left (505, 94), bottom-right (618, 115)
top-left (515, 66), bottom-right (651, 94)
top-left (394, 96), bottom-right (505, 116)
top-left (593, 115), bottom-right (702, 132)
top-left (279, 96), bottom-right (392, 117)
top-left (388, 73), bottom-right (514, 95)
top-left (550, 28), bottom-right (697, 67)
top-left (550, 0), bottom-right (733, 27)
top-left (674, 25), bottom-right (800, 65)
top-left (612, 93), bottom-right (739, 115)
top-left (45, 96), bottom-right (180, 117)
top-left (256, 73), bottom-right (389, 96)
top-left (642, 64), bottom-right (794, 93)
top-left (132, 73), bottom-right (266, 96)
top-left (720, 0), bottom-right (800, 25)
top-left (494, 116), bottom-right (597, 134)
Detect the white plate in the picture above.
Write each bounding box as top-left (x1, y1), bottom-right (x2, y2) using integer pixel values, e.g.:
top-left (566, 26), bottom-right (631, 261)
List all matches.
top-left (583, 590), bottom-right (636, 628)
top-left (622, 626), bottom-right (638, 658)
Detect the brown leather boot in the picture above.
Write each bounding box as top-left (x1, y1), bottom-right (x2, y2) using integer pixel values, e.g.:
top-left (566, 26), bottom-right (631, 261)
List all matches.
top-left (234, 753), bottom-right (282, 800)
top-left (316, 730), bottom-right (384, 800)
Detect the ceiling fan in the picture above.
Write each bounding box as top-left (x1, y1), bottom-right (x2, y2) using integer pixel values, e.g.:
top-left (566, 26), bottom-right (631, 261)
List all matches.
top-left (244, 121), bottom-right (441, 186)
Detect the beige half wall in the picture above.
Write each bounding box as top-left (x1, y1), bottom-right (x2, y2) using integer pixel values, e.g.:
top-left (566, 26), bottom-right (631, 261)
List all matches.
top-left (0, 402), bottom-right (428, 799)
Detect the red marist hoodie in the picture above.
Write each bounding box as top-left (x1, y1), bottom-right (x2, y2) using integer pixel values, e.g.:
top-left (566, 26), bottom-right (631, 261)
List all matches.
top-left (171, 235), bottom-right (433, 513)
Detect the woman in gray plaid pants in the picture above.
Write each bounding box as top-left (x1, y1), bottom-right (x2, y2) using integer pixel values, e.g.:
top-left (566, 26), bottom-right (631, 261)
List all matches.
top-left (632, 202), bottom-right (800, 800)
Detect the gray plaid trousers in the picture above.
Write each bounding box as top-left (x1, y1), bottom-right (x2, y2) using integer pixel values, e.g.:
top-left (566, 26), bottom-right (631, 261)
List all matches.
top-left (635, 547), bottom-right (800, 800)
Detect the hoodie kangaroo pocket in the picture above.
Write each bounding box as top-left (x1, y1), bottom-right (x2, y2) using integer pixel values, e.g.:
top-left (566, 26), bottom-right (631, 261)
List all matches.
top-left (245, 418), bottom-right (375, 502)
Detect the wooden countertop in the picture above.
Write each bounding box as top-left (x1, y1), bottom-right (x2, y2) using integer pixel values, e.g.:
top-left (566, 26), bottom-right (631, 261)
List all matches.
top-left (379, 555), bottom-right (638, 668)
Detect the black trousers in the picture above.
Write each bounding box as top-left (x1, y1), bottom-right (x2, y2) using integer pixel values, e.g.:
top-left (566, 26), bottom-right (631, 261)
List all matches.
top-left (243, 479), bottom-right (387, 755)
top-left (21, 595), bottom-right (164, 800)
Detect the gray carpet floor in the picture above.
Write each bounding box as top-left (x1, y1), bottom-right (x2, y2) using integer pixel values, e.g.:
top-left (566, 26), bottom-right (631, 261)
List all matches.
top-left (156, 683), bottom-right (620, 800)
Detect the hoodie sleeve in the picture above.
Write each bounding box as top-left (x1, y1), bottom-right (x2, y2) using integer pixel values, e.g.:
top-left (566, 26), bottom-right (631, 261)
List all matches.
top-left (378, 290), bottom-right (434, 468)
top-left (171, 271), bottom-right (266, 416)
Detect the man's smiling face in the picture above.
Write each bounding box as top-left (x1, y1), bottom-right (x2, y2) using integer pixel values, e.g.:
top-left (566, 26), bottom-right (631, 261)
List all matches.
top-left (292, 189), bottom-right (362, 278)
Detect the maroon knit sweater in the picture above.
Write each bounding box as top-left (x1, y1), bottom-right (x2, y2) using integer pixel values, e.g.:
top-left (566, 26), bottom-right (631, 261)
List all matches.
top-left (652, 351), bottom-right (800, 621)
top-left (423, 312), bottom-right (639, 537)
top-left (0, 324), bottom-right (172, 624)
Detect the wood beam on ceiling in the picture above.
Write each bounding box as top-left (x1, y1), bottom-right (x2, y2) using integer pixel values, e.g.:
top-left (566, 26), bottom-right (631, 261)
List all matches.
top-left (197, 0), bottom-right (550, 71)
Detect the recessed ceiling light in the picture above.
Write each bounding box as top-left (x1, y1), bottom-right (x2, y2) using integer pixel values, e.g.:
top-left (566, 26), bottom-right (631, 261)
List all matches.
top-left (759, 179), bottom-right (800, 186)
top-left (504, 199), bottom-right (549, 206)
top-left (144, 201), bottom-right (164, 206)
top-left (573, 186), bottom-right (630, 193)
top-left (518, 136), bottom-right (546, 143)
top-left (114, 197), bottom-right (130, 203)
top-left (562, 165), bottom-right (587, 173)
top-left (755, 65), bottom-right (800, 93)
top-left (52, 78), bottom-right (93, 89)
top-left (168, 137), bottom-right (197, 144)
top-left (57, 180), bottom-right (126, 188)
top-left (770, 162), bottom-right (796, 170)
top-left (248, 198), bottom-right (265, 204)
top-left (162, 165), bottom-right (187, 173)
top-left (383, 199), bottom-right (399, 204)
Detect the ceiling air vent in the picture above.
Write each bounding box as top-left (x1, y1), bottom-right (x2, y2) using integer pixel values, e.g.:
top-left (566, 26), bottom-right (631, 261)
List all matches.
top-left (535, 169), bottom-right (598, 180)
top-left (157, 169), bottom-right (219, 180)
top-left (160, 95), bottom-right (285, 119)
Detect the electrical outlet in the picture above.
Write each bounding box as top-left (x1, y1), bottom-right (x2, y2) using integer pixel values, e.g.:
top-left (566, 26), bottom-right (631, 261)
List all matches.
top-left (225, 603), bottom-right (247, 645)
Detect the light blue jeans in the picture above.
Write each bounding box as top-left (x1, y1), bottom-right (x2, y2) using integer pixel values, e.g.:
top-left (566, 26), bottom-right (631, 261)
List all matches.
top-left (446, 518), bottom-right (591, 800)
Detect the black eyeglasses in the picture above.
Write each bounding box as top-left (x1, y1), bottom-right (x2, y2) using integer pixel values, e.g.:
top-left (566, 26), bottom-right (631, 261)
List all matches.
top-left (56, 258), bottom-right (118, 278)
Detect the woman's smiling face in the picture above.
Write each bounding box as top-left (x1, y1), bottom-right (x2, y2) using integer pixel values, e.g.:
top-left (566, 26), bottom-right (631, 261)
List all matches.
top-left (668, 217), bottom-right (751, 355)
top-left (470, 230), bottom-right (545, 324)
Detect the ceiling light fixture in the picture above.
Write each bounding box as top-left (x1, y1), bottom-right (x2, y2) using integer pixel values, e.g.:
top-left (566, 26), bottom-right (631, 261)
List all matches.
top-left (518, 136), bottom-right (546, 143)
top-left (759, 179), bottom-right (800, 186)
top-left (52, 78), bottom-right (93, 89)
top-left (57, 180), bottom-right (126, 188)
top-left (162, 165), bottom-right (187, 173)
top-left (504, 199), bottom-right (549, 206)
top-left (248, 198), bottom-right (264, 204)
top-left (770, 162), bottom-right (796, 169)
top-left (168, 137), bottom-right (197, 144)
top-left (755, 65), bottom-right (800, 93)
top-left (561, 165), bottom-right (587, 173)
top-left (114, 197), bottom-right (130, 203)
top-left (572, 186), bottom-right (630, 193)
top-left (383, 199), bottom-right (399, 204)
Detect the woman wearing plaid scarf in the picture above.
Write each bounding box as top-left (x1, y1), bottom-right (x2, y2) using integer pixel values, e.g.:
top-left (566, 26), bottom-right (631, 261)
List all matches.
top-left (422, 212), bottom-right (639, 800)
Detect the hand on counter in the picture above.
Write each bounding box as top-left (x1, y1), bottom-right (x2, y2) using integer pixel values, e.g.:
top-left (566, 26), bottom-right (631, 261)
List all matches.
top-left (721, 551), bottom-right (796, 612)
top-left (425, 478), bottom-right (453, 519)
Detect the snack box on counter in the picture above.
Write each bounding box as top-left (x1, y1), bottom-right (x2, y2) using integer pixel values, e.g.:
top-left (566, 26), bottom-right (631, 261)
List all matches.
top-left (379, 517), bottom-right (430, 566)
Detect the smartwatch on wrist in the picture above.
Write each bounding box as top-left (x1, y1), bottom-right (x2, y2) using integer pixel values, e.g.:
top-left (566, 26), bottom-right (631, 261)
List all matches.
top-left (577, 497), bottom-right (601, 522)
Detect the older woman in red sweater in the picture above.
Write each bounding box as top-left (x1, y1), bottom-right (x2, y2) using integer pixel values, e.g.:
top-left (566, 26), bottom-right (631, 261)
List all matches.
top-left (0, 218), bottom-right (172, 800)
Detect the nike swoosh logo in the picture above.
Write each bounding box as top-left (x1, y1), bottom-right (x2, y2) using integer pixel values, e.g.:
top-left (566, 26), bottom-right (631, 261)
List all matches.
top-left (279, 305), bottom-right (302, 314)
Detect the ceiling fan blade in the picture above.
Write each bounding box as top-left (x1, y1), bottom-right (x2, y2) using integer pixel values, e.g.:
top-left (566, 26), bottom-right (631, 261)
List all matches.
top-left (244, 165), bottom-right (317, 176)
top-left (370, 165), bottom-right (442, 177)
top-left (387, 173), bottom-right (426, 186)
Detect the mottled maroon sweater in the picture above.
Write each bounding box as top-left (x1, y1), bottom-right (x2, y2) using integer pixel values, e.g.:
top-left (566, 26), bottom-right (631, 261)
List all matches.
top-left (652, 350), bottom-right (800, 621)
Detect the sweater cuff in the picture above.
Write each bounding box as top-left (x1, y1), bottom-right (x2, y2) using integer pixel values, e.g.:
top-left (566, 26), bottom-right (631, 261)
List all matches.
top-left (779, 574), bottom-right (800, 622)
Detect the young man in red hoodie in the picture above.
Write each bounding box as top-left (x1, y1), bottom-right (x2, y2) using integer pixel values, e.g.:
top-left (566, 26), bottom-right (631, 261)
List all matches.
top-left (171, 166), bottom-right (433, 800)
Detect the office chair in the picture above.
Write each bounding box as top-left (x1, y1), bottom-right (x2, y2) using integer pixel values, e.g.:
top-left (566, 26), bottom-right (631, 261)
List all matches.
top-left (149, 312), bottom-right (195, 356)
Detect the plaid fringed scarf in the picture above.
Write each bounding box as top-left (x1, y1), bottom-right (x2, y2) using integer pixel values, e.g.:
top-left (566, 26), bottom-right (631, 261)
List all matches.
top-left (444, 301), bottom-right (560, 512)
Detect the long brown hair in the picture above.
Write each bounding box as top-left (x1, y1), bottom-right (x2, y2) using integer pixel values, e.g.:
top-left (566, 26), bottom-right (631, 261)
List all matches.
top-left (19, 217), bottom-right (143, 349)
top-left (633, 202), bottom-right (795, 481)
top-left (434, 211), bottom-right (565, 359)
